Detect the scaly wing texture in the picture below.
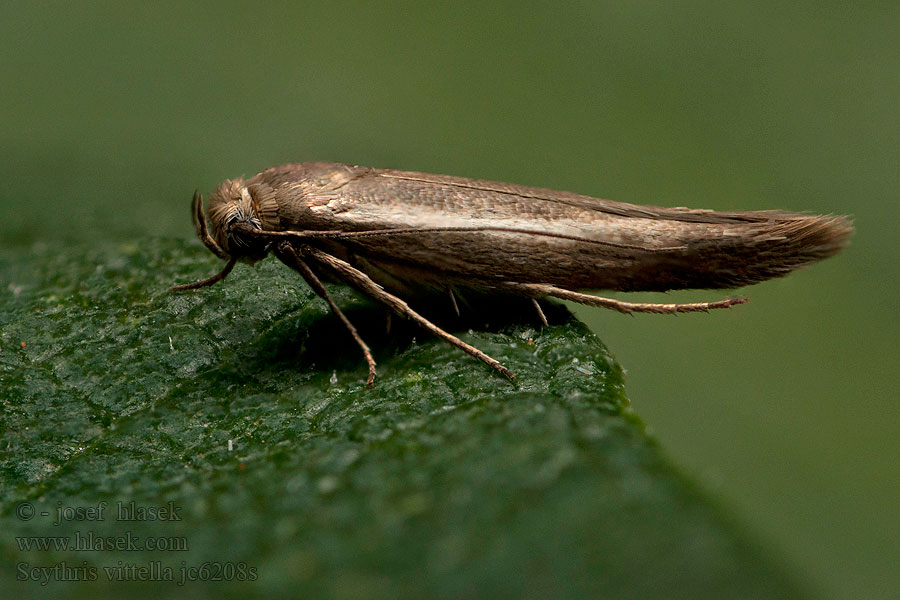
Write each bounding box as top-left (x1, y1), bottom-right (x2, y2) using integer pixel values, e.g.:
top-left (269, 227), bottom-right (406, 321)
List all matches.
top-left (249, 163), bottom-right (854, 292)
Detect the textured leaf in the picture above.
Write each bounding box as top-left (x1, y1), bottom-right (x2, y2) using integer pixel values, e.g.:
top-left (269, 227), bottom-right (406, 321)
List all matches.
top-left (0, 239), bottom-right (803, 598)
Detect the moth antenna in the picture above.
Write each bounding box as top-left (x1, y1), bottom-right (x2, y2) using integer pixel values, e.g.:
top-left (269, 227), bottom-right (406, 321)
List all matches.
top-left (191, 191), bottom-right (229, 260)
top-left (227, 224), bottom-right (684, 253)
top-left (171, 258), bottom-right (237, 291)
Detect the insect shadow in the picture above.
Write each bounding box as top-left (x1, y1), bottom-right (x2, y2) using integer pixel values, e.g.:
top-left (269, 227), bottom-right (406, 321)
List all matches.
top-left (241, 293), bottom-right (573, 380)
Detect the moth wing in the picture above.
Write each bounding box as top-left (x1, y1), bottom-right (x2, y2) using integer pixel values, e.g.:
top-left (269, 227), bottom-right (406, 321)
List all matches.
top-left (252, 163), bottom-right (852, 293)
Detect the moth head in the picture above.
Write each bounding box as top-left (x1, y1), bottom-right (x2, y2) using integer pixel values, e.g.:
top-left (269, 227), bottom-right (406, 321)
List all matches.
top-left (200, 178), bottom-right (270, 264)
top-left (171, 180), bottom-right (270, 292)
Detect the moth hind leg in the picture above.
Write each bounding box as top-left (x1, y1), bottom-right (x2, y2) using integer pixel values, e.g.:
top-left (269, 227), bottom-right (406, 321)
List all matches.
top-left (447, 287), bottom-right (461, 317)
top-left (531, 298), bottom-right (549, 326)
top-left (504, 282), bottom-right (746, 315)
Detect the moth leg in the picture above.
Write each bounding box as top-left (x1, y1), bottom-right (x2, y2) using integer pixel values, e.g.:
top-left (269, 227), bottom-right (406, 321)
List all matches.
top-left (448, 288), bottom-right (461, 317)
top-left (505, 283), bottom-right (747, 315)
top-left (302, 247), bottom-right (515, 380)
top-left (171, 257), bottom-right (237, 291)
top-left (273, 242), bottom-right (377, 386)
top-left (532, 298), bottom-right (549, 327)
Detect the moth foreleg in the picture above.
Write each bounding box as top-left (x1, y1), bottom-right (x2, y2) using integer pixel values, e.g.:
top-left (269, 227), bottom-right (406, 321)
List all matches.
top-left (504, 283), bottom-right (747, 315)
top-left (302, 247), bottom-right (515, 380)
top-left (273, 242), bottom-right (377, 386)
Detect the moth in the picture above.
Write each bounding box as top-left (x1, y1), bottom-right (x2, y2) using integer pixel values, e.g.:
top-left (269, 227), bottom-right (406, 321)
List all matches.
top-left (173, 162), bottom-right (853, 384)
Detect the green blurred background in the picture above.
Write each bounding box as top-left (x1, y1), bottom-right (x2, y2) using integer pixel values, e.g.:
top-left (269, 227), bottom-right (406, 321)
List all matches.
top-left (1, 2), bottom-right (896, 598)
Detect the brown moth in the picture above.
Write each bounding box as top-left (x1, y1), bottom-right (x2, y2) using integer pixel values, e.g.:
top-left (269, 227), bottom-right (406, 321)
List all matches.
top-left (173, 162), bottom-right (853, 385)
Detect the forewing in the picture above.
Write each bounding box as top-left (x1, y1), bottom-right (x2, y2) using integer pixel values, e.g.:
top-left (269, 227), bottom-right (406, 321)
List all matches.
top-left (252, 163), bottom-right (852, 293)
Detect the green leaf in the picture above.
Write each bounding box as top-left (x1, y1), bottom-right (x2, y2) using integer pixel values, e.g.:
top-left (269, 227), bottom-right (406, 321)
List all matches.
top-left (0, 239), bottom-right (804, 598)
